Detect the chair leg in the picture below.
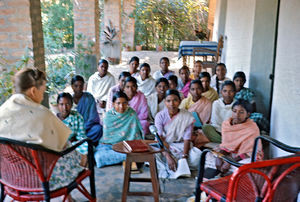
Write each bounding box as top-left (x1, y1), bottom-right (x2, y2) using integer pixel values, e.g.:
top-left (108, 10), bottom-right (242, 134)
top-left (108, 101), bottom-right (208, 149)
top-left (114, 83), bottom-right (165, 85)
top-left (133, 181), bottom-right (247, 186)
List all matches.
top-left (42, 182), bottom-right (50, 202)
top-left (122, 156), bottom-right (131, 202)
top-left (195, 149), bottom-right (210, 202)
top-left (88, 140), bottom-right (96, 199)
top-left (0, 183), bottom-right (5, 202)
top-left (149, 155), bottom-right (160, 202)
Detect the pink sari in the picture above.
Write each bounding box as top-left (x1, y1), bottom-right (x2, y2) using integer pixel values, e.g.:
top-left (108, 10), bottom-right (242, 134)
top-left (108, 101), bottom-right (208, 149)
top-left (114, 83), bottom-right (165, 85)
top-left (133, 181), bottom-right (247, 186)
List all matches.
top-left (129, 91), bottom-right (150, 134)
top-left (221, 118), bottom-right (263, 160)
top-left (188, 96), bottom-right (212, 125)
top-left (180, 79), bottom-right (192, 98)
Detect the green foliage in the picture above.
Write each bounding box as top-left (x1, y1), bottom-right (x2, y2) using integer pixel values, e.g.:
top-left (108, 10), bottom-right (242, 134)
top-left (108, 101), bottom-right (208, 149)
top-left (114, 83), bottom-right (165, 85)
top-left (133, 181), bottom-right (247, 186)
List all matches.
top-left (41, 0), bottom-right (74, 52)
top-left (46, 34), bottom-right (95, 103)
top-left (131, 0), bottom-right (208, 50)
top-left (45, 54), bottom-right (75, 100)
top-left (0, 49), bottom-right (32, 105)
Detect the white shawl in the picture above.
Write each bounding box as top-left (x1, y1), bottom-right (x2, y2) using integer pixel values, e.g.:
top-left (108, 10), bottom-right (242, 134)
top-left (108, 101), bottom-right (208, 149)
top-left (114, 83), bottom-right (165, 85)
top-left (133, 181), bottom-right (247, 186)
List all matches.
top-left (164, 109), bottom-right (195, 143)
top-left (87, 72), bottom-right (116, 101)
top-left (136, 75), bottom-right (156, 97)
top-left (147, 92), bottom-right (166, 119)
top-left (0, 94), bottom-right (71, 152)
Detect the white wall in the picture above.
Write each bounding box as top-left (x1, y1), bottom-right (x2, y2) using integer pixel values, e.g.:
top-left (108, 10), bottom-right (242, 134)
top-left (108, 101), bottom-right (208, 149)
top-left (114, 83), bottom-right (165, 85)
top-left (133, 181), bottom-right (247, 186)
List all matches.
top-left (212, 0), bottom-right (227, 41)
top-left (271, 0), bottom-right (300, 157)
top-left (249, 0), bottom-right (278, 116)
top-left (223, 0), bottom-right (256, 83)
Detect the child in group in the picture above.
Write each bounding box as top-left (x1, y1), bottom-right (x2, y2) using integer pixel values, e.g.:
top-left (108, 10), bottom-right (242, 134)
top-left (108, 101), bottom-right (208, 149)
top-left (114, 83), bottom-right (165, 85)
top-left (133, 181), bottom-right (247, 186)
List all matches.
top-left (106, 71), bottom-right (131, 111)
top-left (190, 60), bottom-right (203, 80)
top-left (87, 59), bottom-right (116, 111)
top-left (178, 66), bottom-right (192, 98)
top-left (152, 57), bottom-right (174, 80)
top-left (129, 56), bottom-right (140, 78)
top-left (199, 72), bottom-right (219, 102)
top-left (202, 80), bottom-right (236, 143)
top-left (136, 63), bottom-right (156, 97)
top-left (210, 63), bottom-right (231, 96)
top-left (167, 75), bottom-right (184, 99)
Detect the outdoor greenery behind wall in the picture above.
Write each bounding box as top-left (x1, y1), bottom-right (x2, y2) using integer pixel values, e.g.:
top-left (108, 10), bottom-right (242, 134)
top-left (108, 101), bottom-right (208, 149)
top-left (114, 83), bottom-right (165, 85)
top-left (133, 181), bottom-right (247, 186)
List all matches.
top-left (132, 0), bottom-right (208, 50)
top-left (41, 0), bottom-right (74, 52)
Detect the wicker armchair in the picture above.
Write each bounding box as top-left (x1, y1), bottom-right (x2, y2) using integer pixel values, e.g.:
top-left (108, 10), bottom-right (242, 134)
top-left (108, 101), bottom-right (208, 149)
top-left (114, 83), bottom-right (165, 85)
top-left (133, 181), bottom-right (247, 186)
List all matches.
top-left (0, 137), bottom-right (96, 202)
top-left (195, 135), bottom-right (300, 202)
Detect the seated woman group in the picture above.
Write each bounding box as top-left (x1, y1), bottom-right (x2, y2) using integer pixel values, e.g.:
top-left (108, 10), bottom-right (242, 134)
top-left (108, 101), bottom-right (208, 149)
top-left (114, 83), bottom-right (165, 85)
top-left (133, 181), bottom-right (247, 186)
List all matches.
top-left (1, 56), bottom-right (267, 182)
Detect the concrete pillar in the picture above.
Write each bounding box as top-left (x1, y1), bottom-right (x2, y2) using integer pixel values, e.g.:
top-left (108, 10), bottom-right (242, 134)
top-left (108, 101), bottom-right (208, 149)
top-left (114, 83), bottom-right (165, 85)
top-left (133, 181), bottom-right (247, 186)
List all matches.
top-left (270, 0), bottom-right (300, 157)
top-left (212, 0), bottom-right (227, 41)
top-left (122, 0), bottom-right (135, 50)
top-left (103, 0), bottom-right (122, 64)
top-left (73, 0), bottom-right (100, 59)
top-left (207, 0), bottom-right (216, 41)
top-left (0, 0), bottom-right (45, 71)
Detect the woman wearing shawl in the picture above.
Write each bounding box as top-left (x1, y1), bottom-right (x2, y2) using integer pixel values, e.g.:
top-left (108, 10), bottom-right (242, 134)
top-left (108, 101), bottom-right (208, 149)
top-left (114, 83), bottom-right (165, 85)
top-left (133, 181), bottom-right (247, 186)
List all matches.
top-left (204, 99), bottom-right (263, 178)
top-left (0, 68), bottom-right (83, 195)
top-left (106, 71), bottom-right (131, 111)
top-left (124, 76), bottom-right (150, 135)
top-left (147, 77), bottom-right (169, 120)
top-left (180, 80), bottom-right (212, 125)
top-left (71, 75), bottom-right (103, 143)
top-left (57, 93), bottom-right (88, 161)
top-left (180, 80), bottom-right (212, 148)
top-left (178, 66), bottom-right (192, 98)
top-left (199, 72), bottom-right (219, 102)
top-left (94, 91), bottom-right (143, 168)
top-left (136, 63), bottom-right (156, 97)
top-left (154, 90), bottom-right (197, 178)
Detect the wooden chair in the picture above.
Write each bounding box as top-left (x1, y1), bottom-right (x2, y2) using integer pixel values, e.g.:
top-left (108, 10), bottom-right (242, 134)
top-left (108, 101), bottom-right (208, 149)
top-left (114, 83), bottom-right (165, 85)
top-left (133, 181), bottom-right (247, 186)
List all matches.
top-left (195, 135), bottom-right (300, 202)
top-left (0, 137), bottom-right (96, 202)
top-left (192, 35), bottom-right (223, 74)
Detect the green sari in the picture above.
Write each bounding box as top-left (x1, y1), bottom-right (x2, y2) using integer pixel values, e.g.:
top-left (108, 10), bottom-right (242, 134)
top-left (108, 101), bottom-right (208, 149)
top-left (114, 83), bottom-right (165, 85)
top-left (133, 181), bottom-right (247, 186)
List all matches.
top-left (100, 107), bottom-right (143, 145)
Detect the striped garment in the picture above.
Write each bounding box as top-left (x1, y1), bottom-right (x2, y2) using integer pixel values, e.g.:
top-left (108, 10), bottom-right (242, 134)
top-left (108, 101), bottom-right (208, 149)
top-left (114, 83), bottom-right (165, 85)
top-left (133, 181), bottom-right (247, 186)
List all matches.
top-left (62, 110), bottom-right (88, 155)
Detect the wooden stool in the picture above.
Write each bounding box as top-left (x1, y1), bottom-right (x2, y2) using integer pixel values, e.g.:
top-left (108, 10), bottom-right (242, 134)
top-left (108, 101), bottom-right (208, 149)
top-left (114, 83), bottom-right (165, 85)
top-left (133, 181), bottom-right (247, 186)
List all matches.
top-left (113, 140), bottom-right (162, 202)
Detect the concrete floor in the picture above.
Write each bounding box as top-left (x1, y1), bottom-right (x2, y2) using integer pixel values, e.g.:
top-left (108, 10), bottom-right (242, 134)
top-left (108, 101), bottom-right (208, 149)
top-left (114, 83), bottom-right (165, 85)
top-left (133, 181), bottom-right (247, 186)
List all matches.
top-left (71, 164), bottom-right (197, 202)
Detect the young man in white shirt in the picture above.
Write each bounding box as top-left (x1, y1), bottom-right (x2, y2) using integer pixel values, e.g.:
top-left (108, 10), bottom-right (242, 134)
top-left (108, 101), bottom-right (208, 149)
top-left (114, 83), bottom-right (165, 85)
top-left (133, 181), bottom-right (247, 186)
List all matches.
top-left (87, 59), bottom-right (116, 111)
top-left (202, 80), bottom-right (236, 143)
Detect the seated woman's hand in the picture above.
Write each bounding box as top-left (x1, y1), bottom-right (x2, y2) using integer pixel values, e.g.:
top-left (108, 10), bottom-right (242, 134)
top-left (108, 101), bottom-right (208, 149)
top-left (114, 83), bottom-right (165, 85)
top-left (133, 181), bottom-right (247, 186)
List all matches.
top-left (220, 161), bottom-right (231, 173)
top-left (215, 157), bottom-right (224, 171)
top-left (166, 153), bottom-right (177, 171)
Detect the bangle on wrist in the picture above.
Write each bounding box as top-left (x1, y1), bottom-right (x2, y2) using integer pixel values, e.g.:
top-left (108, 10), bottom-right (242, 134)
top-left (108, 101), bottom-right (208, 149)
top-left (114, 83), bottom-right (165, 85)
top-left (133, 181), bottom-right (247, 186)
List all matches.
top-left (182, 154), bottom-right (188, 158)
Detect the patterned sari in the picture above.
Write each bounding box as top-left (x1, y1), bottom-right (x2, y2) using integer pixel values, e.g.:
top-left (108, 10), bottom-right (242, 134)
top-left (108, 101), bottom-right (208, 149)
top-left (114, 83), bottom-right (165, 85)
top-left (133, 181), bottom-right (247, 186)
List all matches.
top-left (94, 107), bottom-right (143, 168)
